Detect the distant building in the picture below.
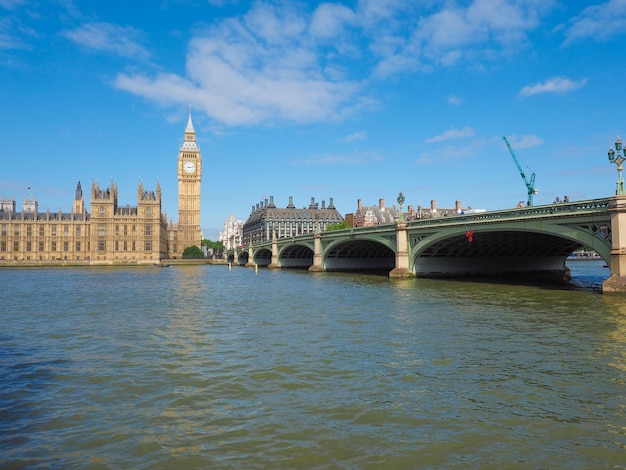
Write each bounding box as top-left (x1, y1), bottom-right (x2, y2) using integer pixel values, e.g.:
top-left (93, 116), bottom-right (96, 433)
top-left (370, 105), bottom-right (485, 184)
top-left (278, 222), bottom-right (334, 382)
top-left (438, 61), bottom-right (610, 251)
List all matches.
top-left (219, 214), bottom-right (244, 249)
top-left (351, 198), bottom-right (473, 227)
top-left (242, 196), bottom-right (343, 244)
top-left (0, 110), bottom-right (203, 264)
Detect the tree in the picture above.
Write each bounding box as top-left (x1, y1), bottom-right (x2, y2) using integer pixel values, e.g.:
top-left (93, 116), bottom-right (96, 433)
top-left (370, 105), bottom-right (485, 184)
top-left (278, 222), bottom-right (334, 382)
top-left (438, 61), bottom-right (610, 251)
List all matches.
top-left (325, 221), bottom-right (351, 231)
top-left (182, 245), bottom-right (205, 258)
top-left (202, 239), bottom-right (225, 251)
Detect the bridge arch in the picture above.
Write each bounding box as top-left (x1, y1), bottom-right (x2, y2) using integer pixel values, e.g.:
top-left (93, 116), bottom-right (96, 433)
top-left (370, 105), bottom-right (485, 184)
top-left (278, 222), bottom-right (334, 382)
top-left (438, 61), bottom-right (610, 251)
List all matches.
top-left (252, 247), bottom-right (272, 266)
top-left (323, 236), bottom-right (396, 271)
top-left (277, 242), bottom-right (315, 268)
top-left (411, 222), bottom-right (611, 278)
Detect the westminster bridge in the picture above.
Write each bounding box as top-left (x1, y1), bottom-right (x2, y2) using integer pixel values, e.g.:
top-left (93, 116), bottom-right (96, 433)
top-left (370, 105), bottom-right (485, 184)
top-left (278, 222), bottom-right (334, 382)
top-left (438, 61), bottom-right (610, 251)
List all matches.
top-left (226, 195), bottom-right (626, 293)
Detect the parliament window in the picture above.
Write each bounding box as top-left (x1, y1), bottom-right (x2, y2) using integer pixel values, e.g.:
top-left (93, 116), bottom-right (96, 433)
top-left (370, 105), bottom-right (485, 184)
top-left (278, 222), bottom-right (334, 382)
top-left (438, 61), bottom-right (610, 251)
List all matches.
top-left (76, 226), bottom-right (81, 237)
top-left (64, 226), bottom-right (69, 236)
top-left (26, 225), bottom-right (32, 236)
top-left (63, 241), bottom-right (69, 252)
top-left (39, 226), bottom-right (44, 236)
top-left (14, 226), bottom-right (19, 236)
top-left (51, 225), bottom-right (56, 236)
top-left (98, 224), bottom-right (106, 236)
top-left (39, 242), bottom-right (44, 252)
top-left (98, 241), bottom-right (106, 251)
top-left (145, 224), bottom-right (151, 236)
top-left (51, 242), bottom-right (56, 252)
top-left (1, 225), bottom-right (6, 236)
top-left (76, 241), bottom-right (81, 251)
top-left (26, 241), bottom-right (32, 252)
top-left (145, 241), bottom-right (152, 251)
top-left (1, 241), bottom-right (7, 251)
top-left (13, 241), bottom-right (19, 251)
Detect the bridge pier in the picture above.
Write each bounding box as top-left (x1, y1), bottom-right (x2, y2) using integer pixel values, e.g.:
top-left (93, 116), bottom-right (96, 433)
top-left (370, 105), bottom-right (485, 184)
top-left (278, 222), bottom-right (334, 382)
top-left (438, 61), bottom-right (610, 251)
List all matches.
top-left (268, 237), bottom-right (280, 269)
top-left (308, 232), bottom-right (324, 272)
top-left (603, 195), bottom-right (626, 293)
top-left (389, 221), bottom-right (411, 278)
top-left (245, 245), bottom-right (255, 267)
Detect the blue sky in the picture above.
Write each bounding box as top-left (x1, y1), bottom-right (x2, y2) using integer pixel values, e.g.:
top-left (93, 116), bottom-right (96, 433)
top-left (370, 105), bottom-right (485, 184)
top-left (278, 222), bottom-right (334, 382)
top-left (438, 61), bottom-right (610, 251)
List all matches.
top-left (1, 0), bottom-right (625, 239)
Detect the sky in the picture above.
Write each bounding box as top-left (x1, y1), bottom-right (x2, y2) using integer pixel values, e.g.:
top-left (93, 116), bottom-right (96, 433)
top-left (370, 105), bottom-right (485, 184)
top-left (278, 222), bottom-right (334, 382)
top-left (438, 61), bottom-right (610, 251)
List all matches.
top-left (1, 0), bottom-right (625, 240)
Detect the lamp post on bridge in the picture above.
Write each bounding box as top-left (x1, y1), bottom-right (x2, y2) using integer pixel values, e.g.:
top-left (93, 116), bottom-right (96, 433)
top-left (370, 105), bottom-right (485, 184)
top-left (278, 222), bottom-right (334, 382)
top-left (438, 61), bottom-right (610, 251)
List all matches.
top-left (608, 137), bottom-right (625, 195)
top-left (397, 192), bottom-right (405, 222)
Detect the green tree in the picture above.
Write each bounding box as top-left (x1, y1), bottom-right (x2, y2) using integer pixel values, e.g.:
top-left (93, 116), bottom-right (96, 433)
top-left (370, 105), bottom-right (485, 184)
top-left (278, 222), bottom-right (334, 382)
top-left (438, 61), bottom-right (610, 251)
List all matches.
top-left (325, 221), bottom-right (351, 231)
top-left (202, 239), bottom-right (225, 251)
top-left (183, 245), bottom-right (205, 258)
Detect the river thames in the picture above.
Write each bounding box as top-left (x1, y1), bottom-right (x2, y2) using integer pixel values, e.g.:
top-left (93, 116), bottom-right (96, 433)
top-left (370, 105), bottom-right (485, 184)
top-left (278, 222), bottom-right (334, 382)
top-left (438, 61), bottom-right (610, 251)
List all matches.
top-left (1, 261), bottom-right (625, 469)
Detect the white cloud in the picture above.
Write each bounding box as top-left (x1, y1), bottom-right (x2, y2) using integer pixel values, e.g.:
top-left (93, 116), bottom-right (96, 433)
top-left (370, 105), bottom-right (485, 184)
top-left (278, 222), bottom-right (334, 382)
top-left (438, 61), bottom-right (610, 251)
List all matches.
top-left (291, 150), bottom-right (380, 165)
top-left (338, 131), bottom-right (367, 142)
top-left (116, 2), bottom-right (364, 127)
top-left (373, 0), bottom-right (557, 76)
top-left (563, 0), bottom-right (626, 45)
top-left (110, 1), bottom-right (561, 127)
top-left (426, 127), bottom-right (475, 143)
top-left (447, 94), bottom-right (462, 105)
top-left (505, 134), bottom-right (543, 149)
top-left (60, 22), bottom-right (150, 60)
top-left (518, 76), bottom-right (587, 98)
top-left (0, 0), bottom-right (25, 9)
top-left (309, 3), bottom-right (356, 40)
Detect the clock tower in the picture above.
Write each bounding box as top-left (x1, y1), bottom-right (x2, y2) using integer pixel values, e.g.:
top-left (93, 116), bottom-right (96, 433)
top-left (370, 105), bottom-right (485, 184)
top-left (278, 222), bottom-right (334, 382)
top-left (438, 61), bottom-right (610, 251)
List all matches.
top-left (176, 107), bottom-right (202, 255)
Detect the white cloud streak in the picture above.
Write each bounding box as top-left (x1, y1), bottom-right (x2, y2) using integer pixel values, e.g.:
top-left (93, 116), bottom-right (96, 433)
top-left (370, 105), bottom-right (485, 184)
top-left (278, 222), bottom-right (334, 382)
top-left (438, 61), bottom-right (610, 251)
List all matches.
top-left (427, 127), bottom-right (475, 143)
top-left (60, 22), bottom-right (150, 60)
top-left (58, 0), bottom-right (580, 127)
top-left (563, 0), bottom-right (626, 45)
top-left (518, 76), bottom-right (588, 98)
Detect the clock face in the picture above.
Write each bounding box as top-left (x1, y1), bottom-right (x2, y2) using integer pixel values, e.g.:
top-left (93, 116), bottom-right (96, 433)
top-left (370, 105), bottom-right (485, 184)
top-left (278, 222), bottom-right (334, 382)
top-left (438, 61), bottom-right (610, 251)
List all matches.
top-left (183, 161), bottom-right (196, 174)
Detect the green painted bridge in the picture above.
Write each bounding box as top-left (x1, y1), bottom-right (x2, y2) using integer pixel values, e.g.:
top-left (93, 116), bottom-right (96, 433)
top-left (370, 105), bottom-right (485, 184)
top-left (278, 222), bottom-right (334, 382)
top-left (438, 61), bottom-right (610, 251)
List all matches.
top-left (227, 195), bottom-right (626, 293)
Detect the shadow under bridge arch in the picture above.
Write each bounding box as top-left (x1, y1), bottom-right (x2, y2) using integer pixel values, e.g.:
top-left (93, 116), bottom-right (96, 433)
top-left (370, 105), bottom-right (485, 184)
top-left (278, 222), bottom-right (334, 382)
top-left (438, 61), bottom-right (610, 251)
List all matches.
top-left (253, 248), bottom-right (272, 267)
top-left (324, 239), bottom-right (396, 272)
top-left (412, 227), bottom-right (597, 278)
top-left (279, 243), bottom-right (314, 268)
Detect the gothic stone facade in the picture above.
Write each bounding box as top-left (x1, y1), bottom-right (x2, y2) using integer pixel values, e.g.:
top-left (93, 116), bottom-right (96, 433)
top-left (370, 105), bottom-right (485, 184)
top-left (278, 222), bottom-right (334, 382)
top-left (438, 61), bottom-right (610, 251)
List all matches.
top-left (0, 112), bottom-right (202, 264)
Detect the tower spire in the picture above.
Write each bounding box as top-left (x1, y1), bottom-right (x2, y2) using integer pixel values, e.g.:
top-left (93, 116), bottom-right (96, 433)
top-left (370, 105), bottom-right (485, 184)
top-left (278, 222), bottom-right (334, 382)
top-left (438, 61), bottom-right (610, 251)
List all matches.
top-left (181, 104), bottom-right (199, 151)
top-left (185, 104), bottom-right (195, 134)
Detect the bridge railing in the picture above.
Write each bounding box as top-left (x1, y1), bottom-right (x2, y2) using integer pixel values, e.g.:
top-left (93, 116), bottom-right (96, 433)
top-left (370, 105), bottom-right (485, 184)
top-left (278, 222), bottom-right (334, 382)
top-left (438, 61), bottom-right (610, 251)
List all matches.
top-left (404, 198), bottom-right (611, 229)
top-left (235, 198), bottom-right (611, 252)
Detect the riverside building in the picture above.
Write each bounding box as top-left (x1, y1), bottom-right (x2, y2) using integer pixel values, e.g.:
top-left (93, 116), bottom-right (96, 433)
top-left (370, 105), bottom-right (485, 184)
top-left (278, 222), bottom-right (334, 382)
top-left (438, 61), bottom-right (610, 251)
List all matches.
top-left (242, 196), bottom-right (343, 244)
top-left (0, 111), bottom-right (202, 264)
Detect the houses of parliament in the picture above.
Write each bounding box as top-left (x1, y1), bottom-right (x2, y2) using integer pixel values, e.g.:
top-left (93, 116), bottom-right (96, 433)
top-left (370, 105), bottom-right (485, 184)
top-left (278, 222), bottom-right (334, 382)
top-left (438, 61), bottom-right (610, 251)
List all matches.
top-left (0, 111), bottom-right (202, 264)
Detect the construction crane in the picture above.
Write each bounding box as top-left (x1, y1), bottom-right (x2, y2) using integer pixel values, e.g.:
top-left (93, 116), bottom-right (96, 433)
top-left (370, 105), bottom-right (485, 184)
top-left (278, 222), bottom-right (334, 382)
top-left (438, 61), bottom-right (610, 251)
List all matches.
top-left (502, 136), bottom-right (538, 206)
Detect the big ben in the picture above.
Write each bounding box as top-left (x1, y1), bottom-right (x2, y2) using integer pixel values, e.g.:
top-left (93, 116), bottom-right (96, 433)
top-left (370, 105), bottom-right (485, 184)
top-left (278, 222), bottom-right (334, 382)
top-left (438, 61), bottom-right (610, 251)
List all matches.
top-left (177, 107), bottom-right (202, 254)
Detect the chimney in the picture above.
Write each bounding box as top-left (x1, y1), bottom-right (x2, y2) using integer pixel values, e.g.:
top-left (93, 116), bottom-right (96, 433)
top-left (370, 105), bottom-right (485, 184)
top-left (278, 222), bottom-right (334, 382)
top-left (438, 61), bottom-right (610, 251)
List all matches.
top-left (321, 200), bottom-right (326, 209)
top-left (329, 197), bottom-right (335, 209)
top-left (357, 199), bottom-right (362, 211)
top-left (431, 199), bottom-right (437, 211)
top-left (455, 200), bottom-right (462, 213)
top-left (408, 205), bottom-right (414, 215)
top-left (379, 198), bottom-right (385, 210)
top-left (288, 196), bottom-right (295, 208)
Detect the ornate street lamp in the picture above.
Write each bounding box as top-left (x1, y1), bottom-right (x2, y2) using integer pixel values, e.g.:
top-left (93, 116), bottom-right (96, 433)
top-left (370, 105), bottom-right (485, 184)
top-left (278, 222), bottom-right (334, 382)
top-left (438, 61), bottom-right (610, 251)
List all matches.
top-left (397, 191), bottom-right (405, 221)
top-left (608, 137), bottom-right (625, 195)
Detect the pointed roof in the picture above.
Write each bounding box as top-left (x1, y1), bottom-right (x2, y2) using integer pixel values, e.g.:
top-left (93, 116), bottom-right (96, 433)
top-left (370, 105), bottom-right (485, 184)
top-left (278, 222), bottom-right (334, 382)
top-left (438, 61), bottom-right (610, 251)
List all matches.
top-left (185, 105), bottom-right (195, 134)
top-left (181, 105), bottom-right (199, 152)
